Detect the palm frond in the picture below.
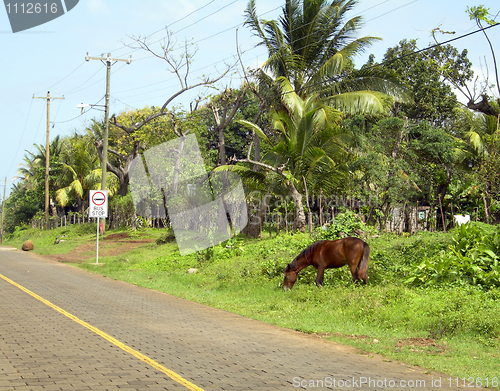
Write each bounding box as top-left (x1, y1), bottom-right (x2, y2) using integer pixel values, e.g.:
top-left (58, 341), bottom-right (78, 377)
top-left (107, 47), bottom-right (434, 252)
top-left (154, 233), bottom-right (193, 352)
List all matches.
top-left (341, 67), bottom-right (413, 103)
top-left (236, 120), bottom-right (270, 144)
top-left (56, 187), bottom-right (71, 207)
top-left (327, 91), bottom-right (390, 115)
top-left (213, 164), bottom-right (267, 183)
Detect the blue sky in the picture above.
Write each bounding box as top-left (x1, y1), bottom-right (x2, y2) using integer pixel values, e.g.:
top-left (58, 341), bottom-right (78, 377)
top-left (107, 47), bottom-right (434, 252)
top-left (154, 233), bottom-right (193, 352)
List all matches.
top-left (1, 0), bottom-right (499, 196)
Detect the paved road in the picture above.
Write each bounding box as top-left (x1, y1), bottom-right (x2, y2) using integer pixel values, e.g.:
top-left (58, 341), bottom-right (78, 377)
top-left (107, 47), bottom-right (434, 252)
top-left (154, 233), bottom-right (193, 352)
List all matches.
top-left (0, 248), bottom-right (486, 390)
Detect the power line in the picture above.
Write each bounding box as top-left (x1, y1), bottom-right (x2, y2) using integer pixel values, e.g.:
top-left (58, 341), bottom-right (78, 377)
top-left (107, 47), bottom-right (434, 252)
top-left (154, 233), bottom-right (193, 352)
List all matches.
top-left (34, 61), bottom-right (87, 95)
top-left (109, 0), bottom-right (406, 102)
top-left (110, 0), bottom-right (218, 55)
top-left (115, 3), bottom-right (283, 61)
top-left (30, 0), bottom-right (400, 113)
top-left (174, 0), bottom-right (239, 35)
top-left (365, 0), bottom-right (419, 23)
top-left (372, 22), bottom-right (500, 69)
top-left (6, 98), bottom-right (34, 177)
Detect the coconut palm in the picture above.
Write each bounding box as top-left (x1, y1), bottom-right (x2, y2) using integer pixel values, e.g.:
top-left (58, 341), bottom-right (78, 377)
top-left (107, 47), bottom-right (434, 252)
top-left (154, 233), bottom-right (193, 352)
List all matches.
top-left (231, 77), bottom-right (353, 232)
top-left (16, 136), bottom-right (65, 216)
top-left (245, 0), bottom-right (410, 114)
top-left (56, 134), bottom-right (117, 215)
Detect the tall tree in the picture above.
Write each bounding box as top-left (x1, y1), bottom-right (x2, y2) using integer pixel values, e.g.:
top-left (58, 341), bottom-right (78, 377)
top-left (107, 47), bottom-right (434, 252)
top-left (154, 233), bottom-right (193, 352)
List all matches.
top-left (56, 133), bottom-right (115, 215)
top-left (225, 77), bottom-right (353, 232)
top-left (16, 136), bottom-right (64, 217)
top-left (92, 106), bottom-right (175, 196)
top-left (466, 5), bottom-right (500, 117)
top-left (381, 39), bottom-right (473, 127)
top-left (244, 0), bottom-right (410, 113)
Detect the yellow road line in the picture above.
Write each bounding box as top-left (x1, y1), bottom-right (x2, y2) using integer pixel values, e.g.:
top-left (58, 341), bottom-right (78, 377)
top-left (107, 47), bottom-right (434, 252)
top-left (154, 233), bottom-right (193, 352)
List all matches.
top-left (0, 272), bottom-right (205, 391)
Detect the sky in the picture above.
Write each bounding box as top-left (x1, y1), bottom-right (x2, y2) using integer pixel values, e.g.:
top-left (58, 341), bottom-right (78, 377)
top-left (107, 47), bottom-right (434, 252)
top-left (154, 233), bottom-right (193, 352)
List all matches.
top-left (1, 0), bottom-right (499, 196)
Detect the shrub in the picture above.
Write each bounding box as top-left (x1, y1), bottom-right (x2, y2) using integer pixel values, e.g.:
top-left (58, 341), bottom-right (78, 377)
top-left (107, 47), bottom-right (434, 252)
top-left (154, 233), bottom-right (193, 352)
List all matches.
top-left (404, 222), bottom-right (500, 289)
top-left (74, 222), bottom-right (98, 235)
top-left (315, 211), bottom-right (373, 241)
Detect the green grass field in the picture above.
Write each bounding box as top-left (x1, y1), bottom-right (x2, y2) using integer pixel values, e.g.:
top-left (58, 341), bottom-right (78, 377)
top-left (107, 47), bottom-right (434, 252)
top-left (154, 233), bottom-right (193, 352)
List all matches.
top-left (5, 224), bottom-right (500, 387)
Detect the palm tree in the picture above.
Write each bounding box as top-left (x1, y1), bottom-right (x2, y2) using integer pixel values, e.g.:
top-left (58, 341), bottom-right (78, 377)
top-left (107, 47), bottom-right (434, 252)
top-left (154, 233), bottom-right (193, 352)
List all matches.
top-left (16, 136), bottom-right (65, 216)
top-left (227, 77), bottom-right (353, 232)
top-left (245, 0), bottom-right (410, 114)
top-left (56, 134), bottom-right (117, 215)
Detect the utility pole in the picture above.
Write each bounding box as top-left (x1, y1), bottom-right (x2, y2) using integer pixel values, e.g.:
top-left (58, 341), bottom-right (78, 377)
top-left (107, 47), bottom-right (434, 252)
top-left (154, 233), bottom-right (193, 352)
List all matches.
top-left (33, 91), bottom-right (64, 231)
top-left (85, 53), bottom-right (132, 233)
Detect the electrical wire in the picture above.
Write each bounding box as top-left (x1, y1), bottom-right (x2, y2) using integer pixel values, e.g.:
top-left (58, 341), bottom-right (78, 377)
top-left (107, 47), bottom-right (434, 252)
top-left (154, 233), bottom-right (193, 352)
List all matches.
top-left (108, 0), bottom-right (407, 100)
top-left (6, 98), bottom-right (34, 178)
top-left (109, 0), bottom-right (218, 55)
top-left (34, 61), bottom-right (87, 95)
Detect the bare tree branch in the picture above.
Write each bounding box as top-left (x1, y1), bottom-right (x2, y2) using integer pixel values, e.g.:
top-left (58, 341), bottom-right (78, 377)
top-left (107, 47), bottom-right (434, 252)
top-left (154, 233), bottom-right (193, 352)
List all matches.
top-left (113, 30), bottom-right (237, 135)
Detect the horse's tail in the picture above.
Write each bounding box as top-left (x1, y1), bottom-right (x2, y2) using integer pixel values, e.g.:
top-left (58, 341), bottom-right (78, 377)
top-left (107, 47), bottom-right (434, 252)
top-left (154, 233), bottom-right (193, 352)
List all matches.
top-left (358, 242), bottom-right (370, 284)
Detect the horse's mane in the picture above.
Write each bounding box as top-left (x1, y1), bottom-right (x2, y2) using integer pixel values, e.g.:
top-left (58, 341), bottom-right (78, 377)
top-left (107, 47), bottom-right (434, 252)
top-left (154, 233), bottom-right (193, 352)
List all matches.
top-left (285, 241), bottom-right (324, 272)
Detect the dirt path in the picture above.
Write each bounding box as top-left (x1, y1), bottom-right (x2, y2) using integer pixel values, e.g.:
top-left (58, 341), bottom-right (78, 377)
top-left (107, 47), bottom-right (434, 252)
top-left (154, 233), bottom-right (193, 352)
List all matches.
top-left (42, 232), bottom-right (154, 263)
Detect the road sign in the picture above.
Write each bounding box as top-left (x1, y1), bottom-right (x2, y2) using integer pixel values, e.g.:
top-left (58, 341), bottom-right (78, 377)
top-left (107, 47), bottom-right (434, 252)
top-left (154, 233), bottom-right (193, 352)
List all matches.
top-left (89, 190), bottom-right (108, 218)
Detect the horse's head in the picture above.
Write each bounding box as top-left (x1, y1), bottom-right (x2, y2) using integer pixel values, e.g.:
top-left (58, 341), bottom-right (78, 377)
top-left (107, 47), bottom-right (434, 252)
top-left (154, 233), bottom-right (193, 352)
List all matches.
top-left (282, 264), bottom-right (298, 291)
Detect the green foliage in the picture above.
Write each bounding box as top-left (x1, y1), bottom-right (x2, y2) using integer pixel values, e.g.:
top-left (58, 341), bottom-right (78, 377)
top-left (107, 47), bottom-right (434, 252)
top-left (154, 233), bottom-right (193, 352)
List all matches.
top-left (154, 230), bottom-right (176, 245)
top-left (315, 210), bottom-right (370, 240)
top-left (405, 222), bottom-right (500, 288)
top-left (109, 193), bottom-right (135, 228)
top-left (73, 222), bottom-right (99, 235)
top-left (369, 232), bottom-right (449, 284)
top-left (2, 186), bottom-right (42, 233)
top-left (381, 39), bottom-right (473, 127)
top-left (467, 5), bottom-right (496, 26)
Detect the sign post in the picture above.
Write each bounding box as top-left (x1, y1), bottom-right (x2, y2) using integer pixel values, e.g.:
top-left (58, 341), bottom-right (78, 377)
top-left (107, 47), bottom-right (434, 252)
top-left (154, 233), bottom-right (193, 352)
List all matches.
top-left (89, 190), bottom-right (108, 264)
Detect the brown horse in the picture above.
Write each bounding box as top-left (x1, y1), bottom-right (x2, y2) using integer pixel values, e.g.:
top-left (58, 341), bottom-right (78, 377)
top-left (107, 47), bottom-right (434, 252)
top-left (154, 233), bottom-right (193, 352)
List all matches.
top-left (282, 237), bottom-right (370, 290)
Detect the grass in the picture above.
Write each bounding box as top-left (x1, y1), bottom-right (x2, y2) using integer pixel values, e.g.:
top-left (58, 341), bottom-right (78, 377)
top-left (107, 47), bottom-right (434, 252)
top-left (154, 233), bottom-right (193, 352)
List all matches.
top-left (5, 224), bottom-right (500, 387)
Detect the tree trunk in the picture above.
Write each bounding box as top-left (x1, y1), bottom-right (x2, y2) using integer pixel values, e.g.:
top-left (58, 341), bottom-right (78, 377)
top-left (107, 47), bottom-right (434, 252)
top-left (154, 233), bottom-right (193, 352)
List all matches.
top-left (483, 196), bottom-right (491, 224)
top-left (285, 180), bottom-right (306, 233)
top-left (242, 199), bottom-right (265, 238)
top-left (50, 197), bottom-right (58, 217)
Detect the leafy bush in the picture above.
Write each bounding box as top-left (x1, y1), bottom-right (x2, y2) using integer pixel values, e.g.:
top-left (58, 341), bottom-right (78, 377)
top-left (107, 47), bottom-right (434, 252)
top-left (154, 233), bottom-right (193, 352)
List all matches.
top-left (405, 222), bottom-right (500, 289)
top-left (73, 222), bottom-right (97, 235)
top-left (369, 232), bottom-right (449, 284)
top-left (155, 231), bottom-right (176, 245)
top-left (109, 194), bottom-right (135, 228)
top-left (315, 211), bottom-right (373, 241)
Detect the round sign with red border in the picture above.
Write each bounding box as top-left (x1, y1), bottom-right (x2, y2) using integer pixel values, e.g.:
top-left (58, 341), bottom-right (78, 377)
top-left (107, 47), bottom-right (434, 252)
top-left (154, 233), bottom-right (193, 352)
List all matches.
top-left (91, 191), bottom-right (106, 206)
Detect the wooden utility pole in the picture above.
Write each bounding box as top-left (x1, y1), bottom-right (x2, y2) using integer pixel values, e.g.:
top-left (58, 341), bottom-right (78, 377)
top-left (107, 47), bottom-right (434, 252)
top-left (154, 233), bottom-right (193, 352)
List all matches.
top-left (33, 91), bottom-right (64, 230)
top-left (85, 53), bottom-right (132, 232)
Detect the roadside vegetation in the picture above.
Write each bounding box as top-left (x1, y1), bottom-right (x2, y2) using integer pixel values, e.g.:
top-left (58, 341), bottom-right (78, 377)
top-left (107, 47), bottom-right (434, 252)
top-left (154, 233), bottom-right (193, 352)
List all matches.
top-left (6, 215), bottom-right (499, 385)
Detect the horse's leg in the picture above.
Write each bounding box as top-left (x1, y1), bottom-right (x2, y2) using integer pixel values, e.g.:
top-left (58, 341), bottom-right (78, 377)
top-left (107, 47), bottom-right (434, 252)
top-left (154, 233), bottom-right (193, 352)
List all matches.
top-left (358, 244), bottom-right (370, 284)
top-left (348, 262), bottom-right (360, 283)
top-left (315, 266), bottom-right (326, 287)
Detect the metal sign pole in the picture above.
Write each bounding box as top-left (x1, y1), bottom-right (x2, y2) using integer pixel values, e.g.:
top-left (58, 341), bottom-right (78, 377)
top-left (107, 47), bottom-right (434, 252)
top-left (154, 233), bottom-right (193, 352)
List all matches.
top-left (89, 190), bottom-right (107, 265)
top-left (96, 217), bottom-right (99, 264)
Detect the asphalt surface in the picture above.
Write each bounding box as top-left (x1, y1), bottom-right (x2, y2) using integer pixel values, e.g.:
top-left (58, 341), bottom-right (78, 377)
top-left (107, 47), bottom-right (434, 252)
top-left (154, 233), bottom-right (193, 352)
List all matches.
top-left (0, 247), bottom-right (488, 390)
